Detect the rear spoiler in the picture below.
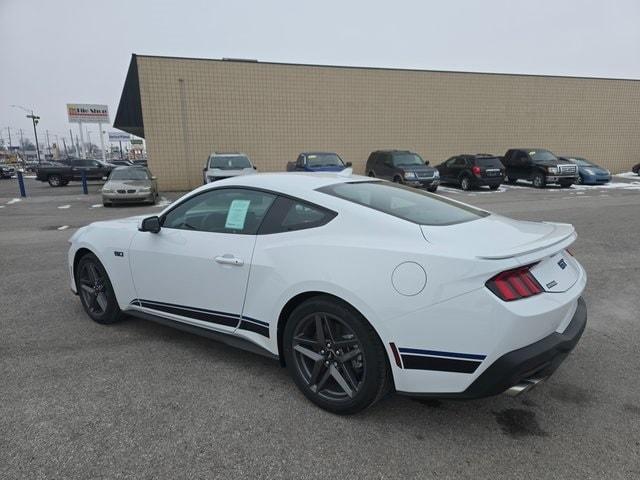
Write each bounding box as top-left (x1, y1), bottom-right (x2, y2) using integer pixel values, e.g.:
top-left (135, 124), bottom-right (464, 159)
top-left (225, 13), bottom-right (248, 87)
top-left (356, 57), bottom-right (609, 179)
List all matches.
top-left (477, 223), bottom-right (576, 260)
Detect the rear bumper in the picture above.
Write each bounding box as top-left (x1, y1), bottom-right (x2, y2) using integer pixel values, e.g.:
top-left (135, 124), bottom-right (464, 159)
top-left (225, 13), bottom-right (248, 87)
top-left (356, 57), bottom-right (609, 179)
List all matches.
top-left (398, 296), bottom-right (587, 399)
top-left (472, 176), bottom-right (503, 186)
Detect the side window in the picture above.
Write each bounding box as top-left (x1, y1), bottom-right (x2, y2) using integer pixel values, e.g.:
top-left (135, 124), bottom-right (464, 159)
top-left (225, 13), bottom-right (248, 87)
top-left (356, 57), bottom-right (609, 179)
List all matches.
top-left (383, 154), bottom-right (393, 167)
top-left (162, 188), bottom-right (276, 235)
top-left (445, 157), bottom-right (457, 167)
top-left (259, 197), bottom-right (337, 234)
top-left (296, 155), bottom-right (305, 167)
top-left (453, 158), bottom-right (466, 167)
top-left (516, 152), bottom-right (529, 165)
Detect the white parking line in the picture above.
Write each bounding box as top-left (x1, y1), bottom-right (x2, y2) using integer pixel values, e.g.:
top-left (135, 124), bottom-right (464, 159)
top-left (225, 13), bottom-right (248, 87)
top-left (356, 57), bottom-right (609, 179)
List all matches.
top-left (90, 204), bottom-right (103, 208)
top-left (154, 197), bottom-right (172, 207)
top-left (57, 225), bottom-right (69, 231)
top-left (58, 204), bottom-right (71, 209)
top-left (7, 198), bottom-right (21, 204)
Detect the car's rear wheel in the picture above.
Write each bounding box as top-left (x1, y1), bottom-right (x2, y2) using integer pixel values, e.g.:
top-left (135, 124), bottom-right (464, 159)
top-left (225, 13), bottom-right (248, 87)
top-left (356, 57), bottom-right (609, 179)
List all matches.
top-left (427, 185), bottom-right (438, 192)
top-left (283, 297), bottom-right (391, 414)
top-left (490, 184), bottom-right (500, 190)
top-left (460, 176), bottom-right (471, 191)
top-left (392, 176), bottom-right (403, 184)
top-left (48, 175), bottom-right (62, 187)
top-left (75, 253), bottom-right (122, 324)
top-left (368, 171), bottom-right (376, 177)
top-left (533, 173), bottom-right (546, 188)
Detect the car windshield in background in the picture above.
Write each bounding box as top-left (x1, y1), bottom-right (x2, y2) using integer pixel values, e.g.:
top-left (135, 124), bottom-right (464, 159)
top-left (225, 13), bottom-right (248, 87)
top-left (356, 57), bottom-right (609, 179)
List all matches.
top-left (307, 154), bottom-right (344, 168)
top-left (476, 157), bottom-right (503, 168)
top-left (318, 181), bottom-right (489, 226)
top-left (210, 155), bottom-right (251, 170)
top-left (392, 153), bottom-right (425, 167)
top-left (569, 157), bottom-right (593, 166)
top-left (109, 168), bottom-right (150, 181)
top-left (529, 150), bottom-right (558, 162)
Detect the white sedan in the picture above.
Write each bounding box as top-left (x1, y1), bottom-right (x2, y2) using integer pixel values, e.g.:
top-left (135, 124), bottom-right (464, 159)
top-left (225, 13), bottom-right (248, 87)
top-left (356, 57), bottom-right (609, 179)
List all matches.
top-left (68, 172), bottom-right (587, 414)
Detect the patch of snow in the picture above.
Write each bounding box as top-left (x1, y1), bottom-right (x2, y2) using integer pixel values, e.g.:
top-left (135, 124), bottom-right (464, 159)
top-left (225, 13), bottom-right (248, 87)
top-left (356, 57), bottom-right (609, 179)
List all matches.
top-left (57, 204), bottom-right (71, 209)
top-left (7, 198), bottom-right (21, 204)
top-left (154, 197), bottom-right (172, 207)
top-left (57, 225), bottom-right (69, 231)
top-left (614, 172), bottom-right (639, 178)
top-left (90, 204), bottom-right (103, 208)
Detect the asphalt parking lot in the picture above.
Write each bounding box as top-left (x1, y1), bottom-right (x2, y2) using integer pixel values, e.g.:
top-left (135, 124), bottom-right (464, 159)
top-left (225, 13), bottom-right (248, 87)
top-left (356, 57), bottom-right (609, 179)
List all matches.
top-left (1, 175), bottom-right (639, 479)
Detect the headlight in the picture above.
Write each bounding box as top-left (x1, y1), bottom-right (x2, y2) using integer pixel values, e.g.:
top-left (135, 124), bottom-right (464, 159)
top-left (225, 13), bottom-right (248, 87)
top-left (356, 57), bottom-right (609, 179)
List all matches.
top-left (140, 186), bottom-right (152, 192)
top-left (433, 170), bottom-right (440, 177)
top-left (547, 167), bottom-right (558, 174)
top-left (102, 188), bottom-right (113, 193)
top-left (584, 168), bottom-right (595, 175)
top-left (404, 171), bottom-right (417, 180)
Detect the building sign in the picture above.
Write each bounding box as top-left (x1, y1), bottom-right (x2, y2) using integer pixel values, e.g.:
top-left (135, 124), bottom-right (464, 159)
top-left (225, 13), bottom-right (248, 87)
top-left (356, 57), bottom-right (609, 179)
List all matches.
top-left (67, 104), bottom-right (110, 123)
top-left (130, 139), bottom-right (143, 145)
top-left (108, 131), bottom-right (130, 141)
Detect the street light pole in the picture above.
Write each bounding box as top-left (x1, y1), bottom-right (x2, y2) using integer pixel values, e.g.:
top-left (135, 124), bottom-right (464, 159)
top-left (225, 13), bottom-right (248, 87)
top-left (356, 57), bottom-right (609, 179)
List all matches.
top-left (6, 127), bottom-right (12, 148)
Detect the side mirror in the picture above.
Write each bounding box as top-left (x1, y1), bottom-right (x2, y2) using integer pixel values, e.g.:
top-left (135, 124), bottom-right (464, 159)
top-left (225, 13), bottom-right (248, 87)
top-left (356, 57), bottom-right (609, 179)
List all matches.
top-left (151, 176), bottom-right (157, 180)
top-left (139, 216), bottom-right (161, 233)
top-left (425, 161), bottom-right (430, 166)
top-left (345, 162), bottom-right (353, 167)
top-left (253, 165), bottom-right (257, 170)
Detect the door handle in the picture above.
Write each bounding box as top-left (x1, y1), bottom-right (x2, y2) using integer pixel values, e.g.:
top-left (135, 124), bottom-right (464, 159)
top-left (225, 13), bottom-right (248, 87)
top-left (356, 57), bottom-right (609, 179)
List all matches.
top-left (215, 254), bottom-right (244, 266)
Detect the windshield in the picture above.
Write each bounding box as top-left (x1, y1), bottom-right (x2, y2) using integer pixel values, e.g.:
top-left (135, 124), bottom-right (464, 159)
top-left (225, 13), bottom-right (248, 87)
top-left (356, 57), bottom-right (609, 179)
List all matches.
top-left (393, 153), bottom-right (425, 167)
top-left (529, 150), bottom-right (558, 162)
top-left (476, 157), bottom-right (504, 168)
top-left (109, 167), bottom-right (150, 181)
top-left (318, 181), bottom-right (488, 226)
top-left (307, 153), bottom-right (344, 168)
top-left (210, 155), bottom-right (251, 170)
top-left (568, 157), bottom-right (593, 166)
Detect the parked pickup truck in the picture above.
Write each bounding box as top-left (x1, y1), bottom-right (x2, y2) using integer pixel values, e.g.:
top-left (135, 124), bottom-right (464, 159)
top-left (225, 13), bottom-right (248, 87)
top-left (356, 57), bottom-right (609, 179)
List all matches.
top-left (287, 152), bottom-right (351, 172)
top-left (35, 159), bottom-right (113, 187)
top-left (502, 148), bottom-right (578, 188)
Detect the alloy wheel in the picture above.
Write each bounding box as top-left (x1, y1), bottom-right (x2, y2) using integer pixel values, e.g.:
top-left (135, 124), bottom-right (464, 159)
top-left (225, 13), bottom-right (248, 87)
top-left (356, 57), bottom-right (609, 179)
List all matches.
top-left (78, 261), bottom-right (109, 315)
top-left (461, 177), bottom-right (470, 190)
top-left (291, 312), bottom-right (365, 401)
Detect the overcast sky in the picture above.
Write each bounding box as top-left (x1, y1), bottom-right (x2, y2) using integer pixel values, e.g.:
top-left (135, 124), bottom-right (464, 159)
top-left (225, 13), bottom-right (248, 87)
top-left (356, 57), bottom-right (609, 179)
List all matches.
top-left (1, 0), bottom-right (639, 147)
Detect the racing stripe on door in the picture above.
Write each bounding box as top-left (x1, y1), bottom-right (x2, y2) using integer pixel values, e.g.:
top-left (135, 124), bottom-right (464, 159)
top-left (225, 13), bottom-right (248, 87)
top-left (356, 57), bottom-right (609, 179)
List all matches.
top-left (130, 299), bottom-right (270, 337)
top-left (398, 348), bottom-right (486, 373)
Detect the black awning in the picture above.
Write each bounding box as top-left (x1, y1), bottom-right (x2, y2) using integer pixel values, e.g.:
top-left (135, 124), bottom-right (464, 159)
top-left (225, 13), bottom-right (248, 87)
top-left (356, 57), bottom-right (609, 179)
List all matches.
top-left (114, 54), bottom-right (144, 138)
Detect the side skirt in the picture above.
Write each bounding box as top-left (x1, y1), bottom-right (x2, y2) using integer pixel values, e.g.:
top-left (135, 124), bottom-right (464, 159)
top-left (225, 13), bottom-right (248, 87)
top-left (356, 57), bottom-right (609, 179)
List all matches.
top-left (126, 308), bottom-right (279, 361)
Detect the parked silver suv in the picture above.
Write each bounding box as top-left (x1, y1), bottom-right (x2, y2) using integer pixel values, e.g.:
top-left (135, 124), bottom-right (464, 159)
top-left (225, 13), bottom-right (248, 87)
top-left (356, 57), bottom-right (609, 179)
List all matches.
top-left (202, 152), bottom-right (257, 183)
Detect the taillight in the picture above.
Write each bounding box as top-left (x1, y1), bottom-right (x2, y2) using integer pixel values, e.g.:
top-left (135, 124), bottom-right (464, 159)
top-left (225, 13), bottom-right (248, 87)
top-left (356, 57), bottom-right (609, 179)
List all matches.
top-left (472, 166), bottom-right (481, 176)
top-left (486, 264), bottom-right (543, 301)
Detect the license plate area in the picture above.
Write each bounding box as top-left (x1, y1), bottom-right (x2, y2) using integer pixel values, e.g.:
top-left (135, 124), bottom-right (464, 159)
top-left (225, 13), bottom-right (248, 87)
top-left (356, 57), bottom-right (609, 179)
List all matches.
top-left (530, 252), bottom-right (579, 293)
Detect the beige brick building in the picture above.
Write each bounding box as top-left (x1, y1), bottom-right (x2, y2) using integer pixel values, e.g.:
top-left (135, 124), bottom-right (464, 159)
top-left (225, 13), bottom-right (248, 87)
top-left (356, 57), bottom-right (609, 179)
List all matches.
top-left (114, 54), bottom-right (640, 191)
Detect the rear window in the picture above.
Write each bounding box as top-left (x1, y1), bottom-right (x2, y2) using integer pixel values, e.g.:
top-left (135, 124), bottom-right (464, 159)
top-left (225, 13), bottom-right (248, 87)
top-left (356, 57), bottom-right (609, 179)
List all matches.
top-left (318, 181), bottom-right (488, 226)
top-left (476, 157), bottom-right (504, 168)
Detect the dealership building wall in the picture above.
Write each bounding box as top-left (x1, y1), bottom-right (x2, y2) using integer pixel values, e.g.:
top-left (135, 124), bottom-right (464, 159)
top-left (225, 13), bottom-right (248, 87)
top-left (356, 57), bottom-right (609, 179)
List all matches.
top-left (114, 54), bottom-right (640, 191)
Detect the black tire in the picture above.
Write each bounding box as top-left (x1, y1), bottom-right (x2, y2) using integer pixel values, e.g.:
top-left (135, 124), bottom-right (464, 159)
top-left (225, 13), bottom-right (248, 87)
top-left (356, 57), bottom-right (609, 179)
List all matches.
top-left (48, 174), bottom-right (62, 187)
top-left (506, 176), bottom-right (517, 185)
top-left (368, 171), bottom-right (376, 178)
top-left (460, 175), bottom-right (472, 191)
top-left (283, 296), bottom-right (391, 414)
top-left (576, 175), bottom-right (583, 185)
top-left (392, 175), bottom-right (402, 184)
top-left (75, 253), bottom-right (122, 324)
top-left (427, 185), bottom-right (438, 193)
top-left (532, 173), bottom-right (546, 188)
top-left (489, 184), bottom-right (500, 190)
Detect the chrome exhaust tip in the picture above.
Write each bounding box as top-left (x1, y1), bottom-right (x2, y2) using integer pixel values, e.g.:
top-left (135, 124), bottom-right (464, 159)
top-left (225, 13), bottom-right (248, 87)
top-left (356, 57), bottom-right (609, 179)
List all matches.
top-left (504, 377), bottom-right (545, 397)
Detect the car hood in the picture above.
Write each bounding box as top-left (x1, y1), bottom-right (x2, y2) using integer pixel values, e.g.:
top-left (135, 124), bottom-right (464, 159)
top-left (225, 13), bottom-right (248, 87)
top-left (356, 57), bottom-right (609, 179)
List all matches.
top-left (420, 214), bottom-right (575, 260)
top-left (579, 165), bottom-right (609, 174)
top-left (535, 159), bottom-right (572, 168)
top-left (105, 179), bottom-right (152, 189)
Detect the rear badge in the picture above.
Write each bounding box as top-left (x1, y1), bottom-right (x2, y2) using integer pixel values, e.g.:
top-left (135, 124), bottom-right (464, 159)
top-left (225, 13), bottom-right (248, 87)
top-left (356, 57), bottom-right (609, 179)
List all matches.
top-left (546, 280), bottom-right (558, 289)
top-left (557, 259), bottom-right (567, 270)
top-left (114, 251), bottom-right (124, 257)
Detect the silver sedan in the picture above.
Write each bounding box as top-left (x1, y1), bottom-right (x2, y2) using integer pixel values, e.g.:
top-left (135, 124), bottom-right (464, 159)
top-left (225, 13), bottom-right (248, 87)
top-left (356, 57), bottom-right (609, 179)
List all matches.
top-left (101, 166), bottom-right (158, 206)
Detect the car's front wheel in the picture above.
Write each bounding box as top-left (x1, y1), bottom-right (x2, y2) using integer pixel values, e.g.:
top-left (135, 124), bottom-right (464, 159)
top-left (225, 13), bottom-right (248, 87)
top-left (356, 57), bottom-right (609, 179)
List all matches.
top-left (532, 173), bottom-right (546, 188)
top-left (75, 253), bottom-right (122, 324)
top-left (283, 297), bottom-right (391, 414)
top-left (48, 174), bottom-right (62, 187)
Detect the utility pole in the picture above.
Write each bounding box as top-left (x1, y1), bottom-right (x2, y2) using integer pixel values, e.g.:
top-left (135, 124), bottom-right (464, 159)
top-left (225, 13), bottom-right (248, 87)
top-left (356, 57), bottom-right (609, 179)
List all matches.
top-left (11, 105), bottom-right (41, 163)
top-left (62, 137), bottom-right (68, 157)
top-left (69, 129), bottom-right (76, 157)
top-left (46, 129), bottom-right (51, 156)
top-left (6, 127), bottom-right (12, 148)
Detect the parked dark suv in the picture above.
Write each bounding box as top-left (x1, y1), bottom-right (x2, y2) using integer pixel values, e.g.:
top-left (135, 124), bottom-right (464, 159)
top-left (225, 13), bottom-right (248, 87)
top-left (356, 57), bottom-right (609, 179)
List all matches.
top-left (502, 148), bottom-right (578, 188)
top-left (366, 150), bottom-right (439, 192)
top-left (436, 154), bottom-right (505, 190)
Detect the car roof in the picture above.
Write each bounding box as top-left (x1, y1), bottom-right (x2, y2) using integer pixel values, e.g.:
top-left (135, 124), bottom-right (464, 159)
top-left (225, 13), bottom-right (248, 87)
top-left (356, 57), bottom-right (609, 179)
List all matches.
top-left (372, 149), bottom-right (415, 154)
top-left (300, 151), bottom-right (339, 155)
top-left (210, 152), bottom-right (247, 156)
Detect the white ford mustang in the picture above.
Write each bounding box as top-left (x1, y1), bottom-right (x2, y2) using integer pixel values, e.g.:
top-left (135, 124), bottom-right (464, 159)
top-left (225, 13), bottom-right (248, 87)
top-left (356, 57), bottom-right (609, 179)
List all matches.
top-left (68, 172), bottom-right (587, 413)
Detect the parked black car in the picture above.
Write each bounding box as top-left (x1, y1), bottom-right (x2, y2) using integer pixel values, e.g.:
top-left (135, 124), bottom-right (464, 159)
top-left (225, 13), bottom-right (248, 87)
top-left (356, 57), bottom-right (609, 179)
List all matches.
top-left (502, 148), bottom-right (578, 188)
top-left (35, 159), bottom-right (113, 187)
top-left (109, 160), bottom-right (134, 167)
top-left (366, 150), bottom-right (439, 192)
top-left (632, 162), bottom-right (640, 175)
top-left (436, 154), bottom-right (505, 190)
top-left (0, 164), bottom-right (16, 179)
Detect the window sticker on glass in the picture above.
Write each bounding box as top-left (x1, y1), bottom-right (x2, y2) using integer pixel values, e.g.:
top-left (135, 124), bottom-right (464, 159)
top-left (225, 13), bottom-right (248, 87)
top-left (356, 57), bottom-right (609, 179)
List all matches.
top-left (308, 155), bottom-right (317, 159)
top-left (225, 199), bottom-right (251, 229)
top-left (529, 151), bottom-right (536, 155)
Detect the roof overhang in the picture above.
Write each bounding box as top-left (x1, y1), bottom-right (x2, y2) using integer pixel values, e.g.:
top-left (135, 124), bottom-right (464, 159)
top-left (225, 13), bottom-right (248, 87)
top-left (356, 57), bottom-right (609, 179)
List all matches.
top-left (114, 54), bottom-right (144, 138)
